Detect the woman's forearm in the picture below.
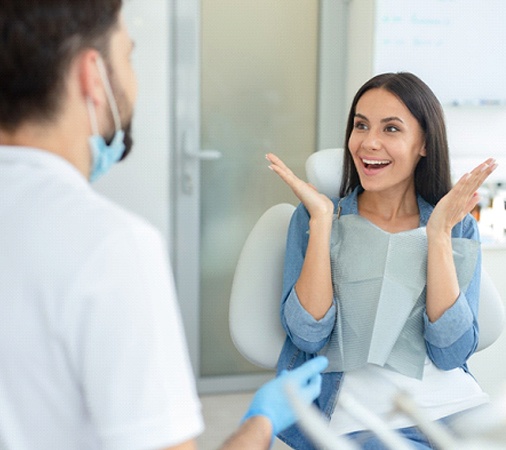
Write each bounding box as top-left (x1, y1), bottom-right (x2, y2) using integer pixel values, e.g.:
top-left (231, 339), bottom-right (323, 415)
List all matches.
top-left (295, 216), bottom-right (333, 320)
top-left (426, 231), bottom-right (460, 322)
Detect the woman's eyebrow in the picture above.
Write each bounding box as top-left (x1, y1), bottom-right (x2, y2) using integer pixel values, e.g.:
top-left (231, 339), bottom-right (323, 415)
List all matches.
top-left (381, 116), bottom-right (404, 124)
top-left (354, 113), bottom-right (404, 124)
top-left (355, 113), bottom-right (404, 123)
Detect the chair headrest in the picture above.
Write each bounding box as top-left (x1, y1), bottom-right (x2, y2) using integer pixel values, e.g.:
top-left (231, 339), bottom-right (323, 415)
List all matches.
top-left (305, 148), bottom-right (344, 198)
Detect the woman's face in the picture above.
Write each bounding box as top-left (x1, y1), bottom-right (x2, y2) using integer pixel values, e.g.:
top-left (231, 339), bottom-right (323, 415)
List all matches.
top-left (348, 88), bottom-right (426, 195)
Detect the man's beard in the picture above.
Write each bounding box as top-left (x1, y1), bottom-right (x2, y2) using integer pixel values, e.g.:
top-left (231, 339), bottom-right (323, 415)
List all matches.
top-left (104, 118), bottom-right (133, 161)
top-left (119, 120), bottom-right (133, 161)
top-left (104, 67), bottom-right (134, 162)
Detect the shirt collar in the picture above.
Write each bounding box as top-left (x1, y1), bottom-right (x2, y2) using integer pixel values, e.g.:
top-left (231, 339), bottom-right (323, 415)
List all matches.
top-left (0, 145), bottom-right (89, 188)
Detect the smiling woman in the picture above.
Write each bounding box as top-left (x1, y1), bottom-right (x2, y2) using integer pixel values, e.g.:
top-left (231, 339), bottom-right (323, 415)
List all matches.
top-left (266, 72), bottom-right (498, 449)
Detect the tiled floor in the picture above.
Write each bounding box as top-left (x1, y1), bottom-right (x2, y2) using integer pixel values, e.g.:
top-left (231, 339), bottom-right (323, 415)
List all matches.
top-left (197, 391), bottom-right (291, 450)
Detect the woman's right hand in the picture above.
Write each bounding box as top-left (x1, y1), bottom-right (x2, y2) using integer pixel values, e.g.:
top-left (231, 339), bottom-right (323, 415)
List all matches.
top-left (427, 157), bottom-right (497, 237)
top-left (267, 153), bottom-right (335, 320)
top-left (266, 153), bottom-right (334, 220)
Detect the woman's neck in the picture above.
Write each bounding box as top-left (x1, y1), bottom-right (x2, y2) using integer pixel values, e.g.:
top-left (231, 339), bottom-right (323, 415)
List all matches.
top-left (357, 188), bottom-right (420, 233)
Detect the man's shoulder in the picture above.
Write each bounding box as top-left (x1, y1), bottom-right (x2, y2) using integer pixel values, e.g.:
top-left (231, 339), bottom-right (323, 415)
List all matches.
top-left (38, 184), bottom-right (165, 270)
top-left (86, 191), bottom-right (156, 235)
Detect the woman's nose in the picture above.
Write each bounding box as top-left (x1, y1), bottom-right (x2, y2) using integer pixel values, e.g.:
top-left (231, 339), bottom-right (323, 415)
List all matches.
top-left (361, 128), bottom-right (381, 150)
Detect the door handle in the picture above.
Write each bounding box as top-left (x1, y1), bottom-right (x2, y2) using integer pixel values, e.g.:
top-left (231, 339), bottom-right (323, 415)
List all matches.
top-left (185, 149), bottom-right (222, 160)
top-left (180, 131), bottom-right (222, 195)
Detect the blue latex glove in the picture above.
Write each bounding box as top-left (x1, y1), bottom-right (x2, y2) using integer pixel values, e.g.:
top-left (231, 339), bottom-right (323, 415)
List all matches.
top-left (242, 356), bottom-right (329, 437)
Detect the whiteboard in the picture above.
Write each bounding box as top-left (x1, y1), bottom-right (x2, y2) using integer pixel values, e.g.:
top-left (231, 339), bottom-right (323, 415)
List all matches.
top-left (373, 0), bottom-right (506, 106)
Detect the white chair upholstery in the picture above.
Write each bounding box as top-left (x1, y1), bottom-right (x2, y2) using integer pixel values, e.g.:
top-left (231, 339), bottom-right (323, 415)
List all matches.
top-left (229, 148), bottom-right (505, 369)
top-left (229, 203), bottom-right (294, 369)
top-left (476, 269), bottom-right (505, 351)
top-left (304, 147), bottom-right (344, 199)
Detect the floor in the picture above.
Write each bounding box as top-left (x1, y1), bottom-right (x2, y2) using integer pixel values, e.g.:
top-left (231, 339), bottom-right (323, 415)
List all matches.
top-left (197, 391), bottom-right (291, 450)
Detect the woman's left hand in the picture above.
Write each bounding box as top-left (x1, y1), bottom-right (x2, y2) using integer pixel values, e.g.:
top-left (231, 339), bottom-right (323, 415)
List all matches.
top-left (427, 158), bottom-right (497, 235)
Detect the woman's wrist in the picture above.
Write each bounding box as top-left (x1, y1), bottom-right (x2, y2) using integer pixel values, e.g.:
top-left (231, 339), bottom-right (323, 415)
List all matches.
top-left (308, 213), bottom-right (333, 229)
top-left (426, 227), bottom-right (452, 245)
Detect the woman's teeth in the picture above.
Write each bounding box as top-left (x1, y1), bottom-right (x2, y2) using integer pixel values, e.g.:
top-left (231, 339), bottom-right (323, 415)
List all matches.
top-left (362, 159), bottom-right (391, 169)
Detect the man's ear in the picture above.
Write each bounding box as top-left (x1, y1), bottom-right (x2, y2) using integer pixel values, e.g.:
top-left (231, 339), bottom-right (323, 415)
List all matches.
top-left (77, 49), bottom-right (106, 106)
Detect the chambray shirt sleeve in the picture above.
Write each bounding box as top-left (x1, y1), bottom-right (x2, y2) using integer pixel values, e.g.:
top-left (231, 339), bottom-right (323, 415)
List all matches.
top-left (280, 203), bottom-right (337, 353)
top-left (423, 214), bottom-right (481, 370)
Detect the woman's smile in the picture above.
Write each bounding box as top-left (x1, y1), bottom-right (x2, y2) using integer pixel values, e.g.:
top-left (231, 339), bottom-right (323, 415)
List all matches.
top-left (360, 157), bottom-right (392, 175)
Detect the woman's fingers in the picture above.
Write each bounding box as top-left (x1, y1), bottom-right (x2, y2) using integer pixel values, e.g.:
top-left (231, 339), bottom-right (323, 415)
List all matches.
top-left (266, 152), bottom-right (288, 169)
top-left (430, 158), bottom-right (498, 232)
top-left (267, 153), bottom-right (314, 201)
top-left (444, 158), bottom-right (497, 226)
top-left (457, 158), bottom-right (497, 194)
top-left (452, 159), bottom-right (496, 204)
top-left (266, 153), bottom-right (334, 217)
top-left (266, 153), bottom-right (304, 191)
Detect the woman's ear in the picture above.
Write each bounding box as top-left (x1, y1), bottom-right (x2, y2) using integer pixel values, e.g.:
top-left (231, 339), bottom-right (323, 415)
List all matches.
top-left (420, 144), bottom-right (427, 157)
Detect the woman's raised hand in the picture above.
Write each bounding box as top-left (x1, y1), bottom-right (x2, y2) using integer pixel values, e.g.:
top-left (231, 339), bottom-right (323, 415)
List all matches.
top-left (427, 157), bottom-right (497, 236)
top-left (266, 153), bottom-right (334, 220)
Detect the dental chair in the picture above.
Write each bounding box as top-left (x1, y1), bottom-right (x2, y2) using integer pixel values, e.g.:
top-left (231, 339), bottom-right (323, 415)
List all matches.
top-left (229, 148), bottom-right (506, 371)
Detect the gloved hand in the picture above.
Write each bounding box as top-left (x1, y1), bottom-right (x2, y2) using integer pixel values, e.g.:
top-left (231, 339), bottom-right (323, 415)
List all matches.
top-left (241, 356), bottom-right (329, 437)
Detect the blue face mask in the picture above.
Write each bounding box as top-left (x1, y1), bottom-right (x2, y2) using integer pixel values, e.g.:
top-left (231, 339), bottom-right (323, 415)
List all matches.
top-left (88, 130), bottom-right (126, 182)
top-left (87, 57), bottom-right (126, 182)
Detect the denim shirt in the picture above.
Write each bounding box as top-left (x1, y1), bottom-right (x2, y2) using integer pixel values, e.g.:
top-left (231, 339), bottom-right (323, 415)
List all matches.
top-left (276, 187), bottom-right (482, 450)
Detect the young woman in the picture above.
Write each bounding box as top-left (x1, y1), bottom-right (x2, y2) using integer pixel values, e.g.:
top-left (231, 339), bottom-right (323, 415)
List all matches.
top-left (266, 72), bottom-right (497, 449)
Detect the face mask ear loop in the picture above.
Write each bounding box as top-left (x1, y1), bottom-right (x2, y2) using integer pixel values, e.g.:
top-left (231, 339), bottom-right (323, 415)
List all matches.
top-left (95, 56), bottom-right (122, 133)
top-left (86, 97), bottom-right (100, 136)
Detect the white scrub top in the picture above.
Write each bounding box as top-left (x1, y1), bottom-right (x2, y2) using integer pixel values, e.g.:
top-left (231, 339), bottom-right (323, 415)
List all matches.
top-left (0, 146), bottom-right (204, 450)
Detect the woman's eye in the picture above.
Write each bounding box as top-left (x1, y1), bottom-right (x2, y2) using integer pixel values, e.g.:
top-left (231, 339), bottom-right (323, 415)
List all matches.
top-left (385, 125), bottom-right (399, 133)
top-left (354, 122), bottom-right (367, 130)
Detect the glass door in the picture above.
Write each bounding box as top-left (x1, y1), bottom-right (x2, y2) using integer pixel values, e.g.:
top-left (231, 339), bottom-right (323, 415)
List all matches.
top-left (173, 0), bottom-right (346, 392)
top-left (199, 0), bottom-right (319, 380)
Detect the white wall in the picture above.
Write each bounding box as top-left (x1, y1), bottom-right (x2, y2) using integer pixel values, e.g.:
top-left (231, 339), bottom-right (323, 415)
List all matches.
top-left (445, 106), bottom-right (506, 183)
top-left (94, 0), bottom-right (173, 247)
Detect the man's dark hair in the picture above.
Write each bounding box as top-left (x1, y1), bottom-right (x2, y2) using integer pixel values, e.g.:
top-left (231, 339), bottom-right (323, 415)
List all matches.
top-left (0, 0), bottom-right (122, 131)
top-left (340, 72), bottom-right (452, 206)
